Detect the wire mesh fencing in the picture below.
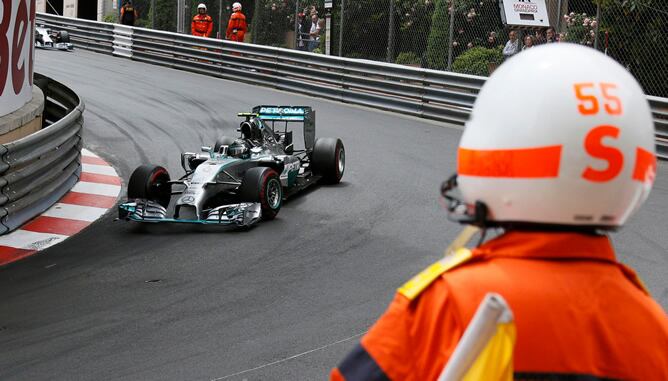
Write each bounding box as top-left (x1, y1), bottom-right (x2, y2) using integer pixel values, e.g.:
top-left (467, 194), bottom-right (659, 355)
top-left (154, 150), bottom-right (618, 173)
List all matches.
top-left (102, 0), bottom-right (667, 97)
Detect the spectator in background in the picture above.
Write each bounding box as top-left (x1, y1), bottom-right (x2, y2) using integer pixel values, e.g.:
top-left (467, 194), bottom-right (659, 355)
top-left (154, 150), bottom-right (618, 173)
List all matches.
top-left (523, 35), bottom-right (535, 50)
top-left (226, 2), bottom-right (247, 42)
top-left (546, 27), bottom-right (558, 43)
top-left (486, 31), bottom-right (498, 48)
top-left (534, 29), bottom-right (546, 45)
top-left (120, 0), bottom-right (138, 26)
top-left (192, 3), bottom-right (213, 38)
top-left (296, 12), bottom-right (308, 51)
top-left (308, 11), bottom-right (322, 52)
top-left (503, 30), bottom-right (519, 60)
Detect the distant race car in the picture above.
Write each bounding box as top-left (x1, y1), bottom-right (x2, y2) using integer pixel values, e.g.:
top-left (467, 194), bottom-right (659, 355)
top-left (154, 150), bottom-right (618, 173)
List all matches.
top-left (118, 106), bottom-right (345, 227)
top-left (35, 26), bottom-right (73, 51)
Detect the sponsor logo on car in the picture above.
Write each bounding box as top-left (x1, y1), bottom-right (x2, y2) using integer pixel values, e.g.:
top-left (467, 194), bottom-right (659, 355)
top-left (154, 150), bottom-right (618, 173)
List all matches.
top-left (259, 107), bottom-right (306, 115)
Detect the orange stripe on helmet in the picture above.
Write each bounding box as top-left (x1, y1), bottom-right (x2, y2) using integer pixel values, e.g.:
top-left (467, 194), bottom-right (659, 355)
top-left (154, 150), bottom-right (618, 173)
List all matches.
top-left (458, 146), bottom-right (562, 178)
top-left (632, 147), bottom-right (656, 183)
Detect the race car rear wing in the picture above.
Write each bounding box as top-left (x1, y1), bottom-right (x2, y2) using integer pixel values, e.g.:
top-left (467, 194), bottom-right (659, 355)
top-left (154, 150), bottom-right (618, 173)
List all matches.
top-left (252, 106), bottom-right (316, 151)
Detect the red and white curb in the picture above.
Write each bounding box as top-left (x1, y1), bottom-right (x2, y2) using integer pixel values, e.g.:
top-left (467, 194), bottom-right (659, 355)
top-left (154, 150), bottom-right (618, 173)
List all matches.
top-left (0, 148), bottom-right (121, 266)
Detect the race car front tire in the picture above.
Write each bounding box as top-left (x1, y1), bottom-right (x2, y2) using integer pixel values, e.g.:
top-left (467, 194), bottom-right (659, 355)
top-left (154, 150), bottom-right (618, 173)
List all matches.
top-left (312, 137), bottom-right (345, 184)
top-left (128, 165), bottom-right (172, 208)
top-left (57, 31), bottom-right (70, 43)
top-left (239, 167), bottom-right (282, 220)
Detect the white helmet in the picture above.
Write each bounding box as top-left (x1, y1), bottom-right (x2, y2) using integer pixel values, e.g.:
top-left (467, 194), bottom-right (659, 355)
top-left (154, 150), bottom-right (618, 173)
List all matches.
top-left (232, 2), bottom-right (242, 12)
top-left (197, 3), bottom-right (206, 11)
top-left (444, 44), bottom-right (657, 230)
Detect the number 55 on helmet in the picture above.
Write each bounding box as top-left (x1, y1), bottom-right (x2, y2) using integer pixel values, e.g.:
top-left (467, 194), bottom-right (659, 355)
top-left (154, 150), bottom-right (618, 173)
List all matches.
top-left (443, 44), bottom-right (657, 230)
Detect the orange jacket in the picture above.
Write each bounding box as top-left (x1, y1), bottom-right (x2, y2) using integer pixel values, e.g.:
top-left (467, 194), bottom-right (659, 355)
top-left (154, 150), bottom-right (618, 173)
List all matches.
top-left (226, 11), bottom-right (247, 42)
top-left (332, 231), bottom-right (668, 380)
top-left (191, 13), bottom-right (213, 37)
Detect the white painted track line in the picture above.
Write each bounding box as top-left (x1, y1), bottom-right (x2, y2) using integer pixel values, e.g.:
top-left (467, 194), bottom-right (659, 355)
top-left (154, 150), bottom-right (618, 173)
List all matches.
top-left (0, 230), bottom-right (68, 250)
top-left (42, 203), bottom-right (110, 222)
top-left (71, 181), bottom-right (122, 197)
top-left (82, 163), bottom-right (118, 176)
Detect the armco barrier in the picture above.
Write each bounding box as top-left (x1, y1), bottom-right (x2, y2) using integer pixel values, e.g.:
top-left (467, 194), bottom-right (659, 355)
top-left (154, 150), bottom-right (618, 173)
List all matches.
top-left (0, 73), bottom-right (84, 234)
top-left (36, 13), bottom-right (668, 160)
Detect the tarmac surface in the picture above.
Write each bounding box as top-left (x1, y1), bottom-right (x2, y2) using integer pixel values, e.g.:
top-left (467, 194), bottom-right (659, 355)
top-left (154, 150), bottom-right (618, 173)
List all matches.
top-left (0, 49), bottom-right (666, 380)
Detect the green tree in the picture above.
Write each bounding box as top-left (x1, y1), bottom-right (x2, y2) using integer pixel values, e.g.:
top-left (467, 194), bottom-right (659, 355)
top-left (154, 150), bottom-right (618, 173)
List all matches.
top-left (154, 0), bottom-right (177, 32)
top-left (250, 0), bottom-right (294, 46)
top-left (425, 0), bottom-right (502, 70)
top-left (394, 0), bottom-right (435, 64)
top-left (452, 46), bottom-right (502, 76)
top-left (598, 0), bottom-right (667, 97)
top-left (569, 0), bottom-right (668, 97)
top-left (425, 0), bottom-right (450, 70)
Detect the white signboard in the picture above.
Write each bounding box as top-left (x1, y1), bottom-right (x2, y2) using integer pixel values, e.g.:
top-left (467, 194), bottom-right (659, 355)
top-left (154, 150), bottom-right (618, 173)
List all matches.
top-left (63, 0), bottom-right (77, 18)
top-left (499, 0), bottom-right (550, 27)
top-left (0, 0), bottom-right (36, 116)
top-left (36, 0), bottom-right (46, 13)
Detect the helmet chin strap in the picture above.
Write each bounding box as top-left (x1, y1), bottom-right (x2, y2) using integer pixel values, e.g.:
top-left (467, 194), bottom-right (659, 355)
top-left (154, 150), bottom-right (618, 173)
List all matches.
top-left (441, 174), bottom-right (490, 227)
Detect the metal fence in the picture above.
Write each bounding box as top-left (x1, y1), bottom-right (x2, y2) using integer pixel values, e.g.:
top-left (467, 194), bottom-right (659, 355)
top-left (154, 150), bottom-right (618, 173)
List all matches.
top-left (114, 0), bottom-right (667, 98)
top-left (0, 74), bottom-right (84, 234)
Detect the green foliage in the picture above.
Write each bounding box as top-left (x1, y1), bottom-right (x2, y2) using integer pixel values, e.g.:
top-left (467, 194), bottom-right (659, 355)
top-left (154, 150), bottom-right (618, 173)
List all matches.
top-left (452, 46), bottom-right (502, 76)
top-left (425, 0), bottom-right (450, 70)
top-left (251, 0), bottom-right (294, 46)
top-left (568, 0), bottom-right (668, 97)
top-left (393, 0), bottom-right (435, 62)
top-left (426, 0), bottom-right (503, 70)
top-left (395, 51), bottom-right (420, 65)
top-left (153, 0), bottom-right (176, 32)
top-left (337, 0), bottom-right (389, 60)
top-left (562, 12), bottom-right (597, 46)
top-left (103, 14), bottom-right (117, 23)
top-left (599, 0), bottom-right (668, 97)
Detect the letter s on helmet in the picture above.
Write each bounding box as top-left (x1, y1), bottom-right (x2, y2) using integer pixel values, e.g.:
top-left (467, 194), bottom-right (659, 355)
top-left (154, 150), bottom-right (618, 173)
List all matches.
top-left (443, 44), bottom-right (657, 230)
top-left (232, 2), bottom-right (242, 11)
top-left (197, 3), bottom-right (206, 11)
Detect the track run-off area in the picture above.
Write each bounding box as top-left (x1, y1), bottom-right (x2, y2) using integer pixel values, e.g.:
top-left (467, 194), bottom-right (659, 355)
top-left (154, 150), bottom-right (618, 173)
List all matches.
top-left (1, 49), bottom-right (667, 380)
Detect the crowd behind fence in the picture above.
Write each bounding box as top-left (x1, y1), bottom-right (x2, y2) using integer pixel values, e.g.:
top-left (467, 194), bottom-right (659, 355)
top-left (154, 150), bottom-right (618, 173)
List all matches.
top-left (106, 0), bottom-right (667, 97)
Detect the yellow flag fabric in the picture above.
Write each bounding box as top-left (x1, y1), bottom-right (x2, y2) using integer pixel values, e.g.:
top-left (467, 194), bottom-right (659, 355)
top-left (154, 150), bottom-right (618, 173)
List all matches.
top-left (462, 322), bottom-right (516, 381)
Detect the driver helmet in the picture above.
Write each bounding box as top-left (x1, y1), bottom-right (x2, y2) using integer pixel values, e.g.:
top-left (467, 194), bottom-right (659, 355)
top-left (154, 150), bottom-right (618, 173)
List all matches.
top-left (232, 2), bottom-right (242, 12)
top-left (228, 140), bottom-right (249, 158)
top-left (446, 44), bottom-right (656, 230)
top-left (197, 3), bottom-right (207, 12)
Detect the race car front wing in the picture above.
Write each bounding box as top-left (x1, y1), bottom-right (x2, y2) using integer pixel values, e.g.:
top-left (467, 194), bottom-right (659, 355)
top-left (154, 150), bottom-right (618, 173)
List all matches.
top-left (118, 200), bottom-right (262, 227)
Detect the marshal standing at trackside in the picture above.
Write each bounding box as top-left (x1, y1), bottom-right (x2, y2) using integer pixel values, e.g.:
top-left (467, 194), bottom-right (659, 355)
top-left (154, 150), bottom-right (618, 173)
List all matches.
top-left (226, 2), bottom-right (247, 42)
top-left (191, 3), bottom-right (213, 38)
top-left (331, 44), bottom-right (668, 380)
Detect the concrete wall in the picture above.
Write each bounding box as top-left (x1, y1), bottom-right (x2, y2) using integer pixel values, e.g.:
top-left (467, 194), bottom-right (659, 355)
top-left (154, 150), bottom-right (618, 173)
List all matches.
top-left (37, 0), bottom-right (117, 21)
top-left (63, 0), bottom-right (76, 18)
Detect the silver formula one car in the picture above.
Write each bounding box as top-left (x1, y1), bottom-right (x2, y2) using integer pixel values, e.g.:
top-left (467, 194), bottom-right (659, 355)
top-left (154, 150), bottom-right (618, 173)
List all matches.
top-left (35, 26), bottom-right (73, 51)
top-left (118, 106), bottom-right (345, 227)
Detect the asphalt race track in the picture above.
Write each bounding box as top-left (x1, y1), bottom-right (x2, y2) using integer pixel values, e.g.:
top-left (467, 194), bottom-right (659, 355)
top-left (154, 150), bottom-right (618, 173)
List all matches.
top-left (1, 49), bottom-right (667, 380)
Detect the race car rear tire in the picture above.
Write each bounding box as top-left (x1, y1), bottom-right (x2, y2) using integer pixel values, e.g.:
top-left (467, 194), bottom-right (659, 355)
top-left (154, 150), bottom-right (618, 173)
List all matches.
top-left (239, 167), bottom-right (282, 220)
top-left (214, 136), bottom-right (236, 154)
top-left (128, 165), bottom-right (172, 208)
top-left (58, 31), bottom-right (70, 44)
top-left (312, 137), bottom-right (345, 184)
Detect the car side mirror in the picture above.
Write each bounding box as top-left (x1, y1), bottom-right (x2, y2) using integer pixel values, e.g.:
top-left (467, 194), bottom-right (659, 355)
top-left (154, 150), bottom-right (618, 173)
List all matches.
top-left (201, 146), bottom-right (212, 153)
